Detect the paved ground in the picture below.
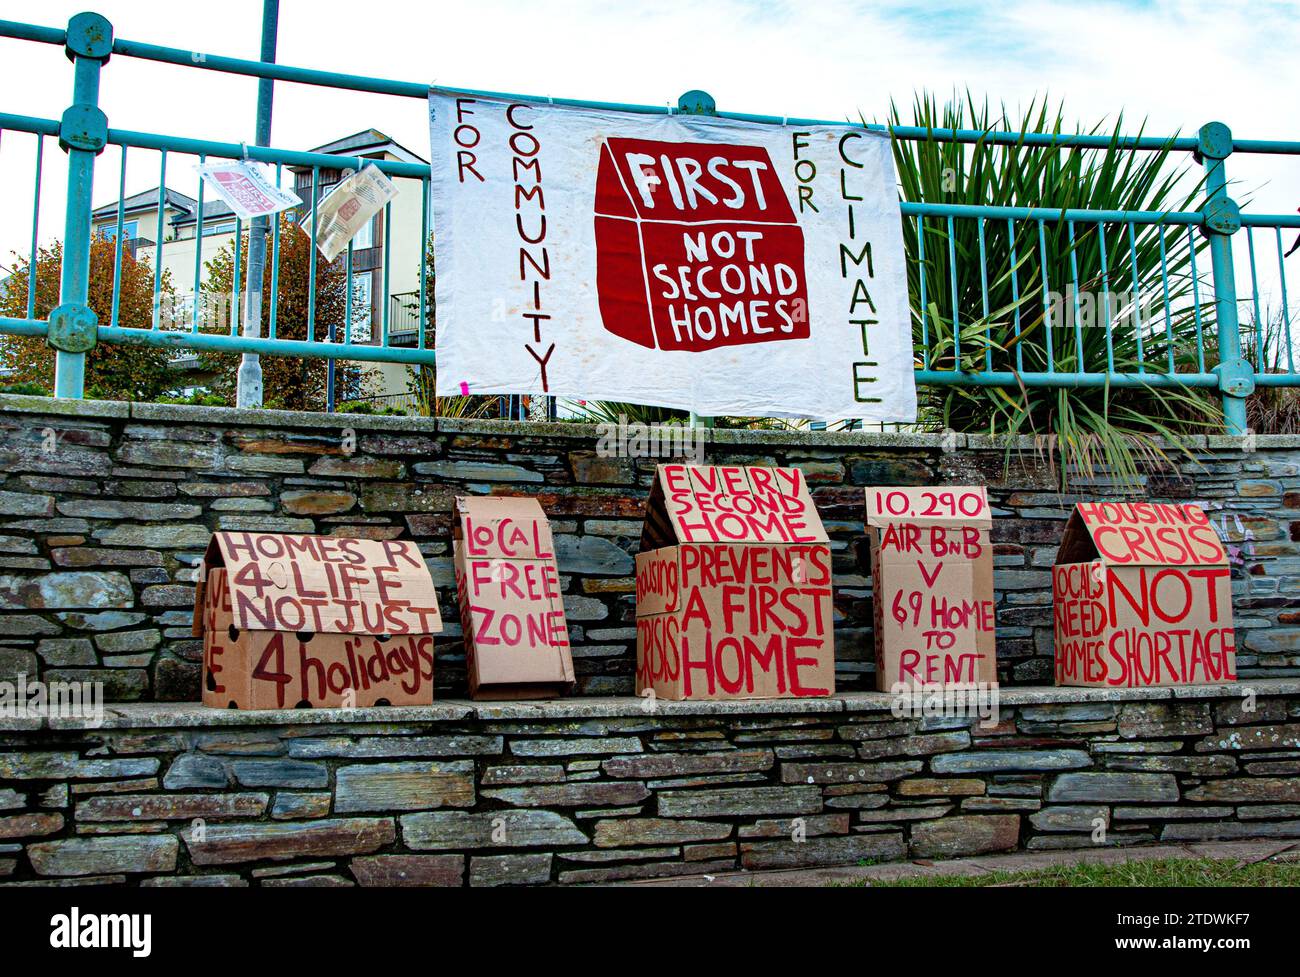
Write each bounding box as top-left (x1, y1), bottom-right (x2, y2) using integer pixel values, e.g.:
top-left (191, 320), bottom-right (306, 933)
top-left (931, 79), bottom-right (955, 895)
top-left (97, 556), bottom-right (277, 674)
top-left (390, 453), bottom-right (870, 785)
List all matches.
top-left (618, 840), bottom-right (1300, 887)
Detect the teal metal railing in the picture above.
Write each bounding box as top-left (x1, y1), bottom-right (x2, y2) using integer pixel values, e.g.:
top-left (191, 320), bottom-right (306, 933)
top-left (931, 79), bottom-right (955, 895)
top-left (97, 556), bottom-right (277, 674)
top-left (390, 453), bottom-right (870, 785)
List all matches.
top-left (0, 12), bottom-right (1298, 434)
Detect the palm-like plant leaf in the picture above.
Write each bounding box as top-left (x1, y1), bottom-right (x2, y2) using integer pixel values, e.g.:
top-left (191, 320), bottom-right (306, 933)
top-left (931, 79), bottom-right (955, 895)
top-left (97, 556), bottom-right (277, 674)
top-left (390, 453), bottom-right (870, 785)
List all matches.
top-left (891, 93), bottom-right (1220, 488)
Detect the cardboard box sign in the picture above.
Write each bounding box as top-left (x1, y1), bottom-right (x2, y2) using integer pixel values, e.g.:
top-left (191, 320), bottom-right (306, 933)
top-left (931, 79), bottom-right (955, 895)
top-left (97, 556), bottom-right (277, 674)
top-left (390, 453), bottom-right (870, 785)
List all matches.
top-left (1052, 502), bottom-right (1237, 687)
top-left (866, 486), bottom-right (997, 691)
top-left (594, 138), bottom-right (810, 352)
top-left (193, 532), bottom-right (443, 709)
top-left (452, 497), bottom-right (575, 700)
top-left (635, 464), bottom-right (835, 701)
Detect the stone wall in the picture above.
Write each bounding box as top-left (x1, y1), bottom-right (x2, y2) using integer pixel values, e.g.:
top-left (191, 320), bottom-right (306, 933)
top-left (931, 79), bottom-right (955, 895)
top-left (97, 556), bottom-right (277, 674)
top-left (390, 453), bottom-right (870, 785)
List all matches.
top-left (0, 683), bottom-right (1297, 885)
top-left (0, 394), bottom-right (1298, 701)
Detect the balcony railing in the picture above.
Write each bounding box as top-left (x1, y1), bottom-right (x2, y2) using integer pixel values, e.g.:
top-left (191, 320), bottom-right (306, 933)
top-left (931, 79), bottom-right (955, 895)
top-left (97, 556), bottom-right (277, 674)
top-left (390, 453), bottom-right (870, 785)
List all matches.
top-left (387, 290), bottom-right (422, 345)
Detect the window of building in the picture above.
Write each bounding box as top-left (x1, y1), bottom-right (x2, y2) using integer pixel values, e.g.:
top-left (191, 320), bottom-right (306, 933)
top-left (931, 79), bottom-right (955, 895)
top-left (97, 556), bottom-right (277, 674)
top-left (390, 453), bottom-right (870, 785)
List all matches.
top-left (352, 217), bottom-right (375, 250)
top-left (100, 220), bottom-right (139, 241)
top-left (349, 273), bottom-right (372, 343)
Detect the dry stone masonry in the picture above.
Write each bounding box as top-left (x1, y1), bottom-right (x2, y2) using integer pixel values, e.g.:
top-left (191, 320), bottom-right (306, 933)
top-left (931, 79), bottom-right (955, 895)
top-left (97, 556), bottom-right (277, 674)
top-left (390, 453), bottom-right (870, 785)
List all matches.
top-left (2, 395), bottom-right (1300, 883)
top-left (1, 395), bottom-right (1298, 699)
top-left (0, 684), bottom-right (1297, 884)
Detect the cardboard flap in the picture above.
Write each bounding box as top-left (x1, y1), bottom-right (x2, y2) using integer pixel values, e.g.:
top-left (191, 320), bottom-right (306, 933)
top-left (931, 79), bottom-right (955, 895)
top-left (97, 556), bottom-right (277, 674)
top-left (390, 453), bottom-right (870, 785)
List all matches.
top-left (866, 486), bottom-right (992, 529)
top-left (640, 464), bottom-right (828, 548)
top-left (200, 531), bottom-right (443, 636)
top-left (1061, 502), bottom-right (1228, 567)
top-left (1055, 509), bottom-right (1099, 566)
top-left (455, 496), bottom-right (555, 560)
top-left (190, 579), bottom-right (207, 638)
top-left (635, 547), bottom-right (681, 618)
top-left (639, 474), bottom-right (680, 552)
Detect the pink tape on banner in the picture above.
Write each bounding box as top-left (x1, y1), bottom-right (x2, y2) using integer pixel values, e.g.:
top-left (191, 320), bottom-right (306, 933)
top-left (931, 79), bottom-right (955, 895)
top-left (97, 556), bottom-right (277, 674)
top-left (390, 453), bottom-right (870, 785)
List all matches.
top-left (459, 381), bottom-right (470, 396)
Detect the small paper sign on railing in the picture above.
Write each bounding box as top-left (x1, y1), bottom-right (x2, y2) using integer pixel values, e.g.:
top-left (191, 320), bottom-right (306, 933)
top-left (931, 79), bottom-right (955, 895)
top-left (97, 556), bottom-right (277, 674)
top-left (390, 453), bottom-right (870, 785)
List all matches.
top-left (197, 160), bottom-right (302, 221)
top-left (301, 163), bottom-right (399, 263)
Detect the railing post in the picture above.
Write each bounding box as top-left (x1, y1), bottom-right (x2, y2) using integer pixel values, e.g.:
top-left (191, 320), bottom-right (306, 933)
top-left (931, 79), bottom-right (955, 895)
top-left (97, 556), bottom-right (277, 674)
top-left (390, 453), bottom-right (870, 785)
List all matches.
top-left (1198, 121), bottom-right (1253, 436)
top-left (49, 12), bottom-right (113, 400)
top-left (678, 89), bottom-right (716, 430)
top-left (236, 0), bottom-right (280, 409)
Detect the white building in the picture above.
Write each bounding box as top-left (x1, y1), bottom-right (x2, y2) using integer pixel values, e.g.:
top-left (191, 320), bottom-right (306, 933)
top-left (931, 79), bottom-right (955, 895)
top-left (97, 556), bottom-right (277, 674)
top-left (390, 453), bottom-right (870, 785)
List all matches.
top-left (90, 129), bottom-right (429, 403)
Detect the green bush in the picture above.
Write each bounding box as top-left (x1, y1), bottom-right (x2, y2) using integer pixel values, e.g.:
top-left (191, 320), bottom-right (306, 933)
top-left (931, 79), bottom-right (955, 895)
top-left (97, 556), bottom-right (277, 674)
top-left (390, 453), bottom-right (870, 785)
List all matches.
top-left (0, 382), bottom-right (51, 396)
top-left (337, 400), bottom-right (405, 416)
top-left (155, 391), bottom-right (229, 407)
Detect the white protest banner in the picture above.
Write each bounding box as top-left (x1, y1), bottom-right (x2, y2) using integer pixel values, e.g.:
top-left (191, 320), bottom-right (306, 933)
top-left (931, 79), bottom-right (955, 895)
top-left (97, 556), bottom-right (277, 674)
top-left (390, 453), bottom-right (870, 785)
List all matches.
top-left (428, 91), bottom-right (916, 422)
top-left (196, 160), bottom-right (301, 221)
top-left (302, 163), bottom-right (399, 263)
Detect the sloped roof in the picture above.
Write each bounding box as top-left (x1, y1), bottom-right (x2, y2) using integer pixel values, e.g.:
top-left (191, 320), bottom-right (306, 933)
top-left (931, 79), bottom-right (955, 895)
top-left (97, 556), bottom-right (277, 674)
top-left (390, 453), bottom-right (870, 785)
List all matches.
top-left (291, 129), bottom-right (427, 171)
top-left (171, 198), bottom-right (237, 228)
top-left (91, 186), bottom-right (236, 229)
top-left (91, 187), bottom-right (196, 220)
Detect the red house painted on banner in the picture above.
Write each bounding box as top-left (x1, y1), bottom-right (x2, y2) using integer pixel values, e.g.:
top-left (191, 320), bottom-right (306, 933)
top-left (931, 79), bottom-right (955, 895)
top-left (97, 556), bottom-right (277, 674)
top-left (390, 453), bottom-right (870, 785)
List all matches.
top-left (594, 138), bottom-right (810, 352)
top-left (194, 532), bottom-right (443, 709)
top-left (1052, 502), bottom-right (1236, 688)
top-left (635, 464), bottom-right (834, 701)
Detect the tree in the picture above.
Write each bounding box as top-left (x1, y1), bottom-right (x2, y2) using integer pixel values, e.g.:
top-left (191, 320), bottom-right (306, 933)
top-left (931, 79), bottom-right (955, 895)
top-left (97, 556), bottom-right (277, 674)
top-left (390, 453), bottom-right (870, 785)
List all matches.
top-left (201, 216), bottom-right (375, 412)
top-left (0, 235), bottom-right (179, 400)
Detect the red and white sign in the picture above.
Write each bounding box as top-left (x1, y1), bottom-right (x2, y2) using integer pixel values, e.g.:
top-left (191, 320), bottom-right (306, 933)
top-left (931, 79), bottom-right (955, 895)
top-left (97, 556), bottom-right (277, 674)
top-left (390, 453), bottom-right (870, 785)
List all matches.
top-left (635, 464), bottom-right (836, 700)
top-left (1052, 502), bottom-right (1237, 688)
top-left (197, 161), bottom-right (302, 221)
top-left (452, 496), bottom-right (574, 699)
top-left (867, 487), bottom-right (998, 691)
top-left (428, 91), bottom-right (915, 422)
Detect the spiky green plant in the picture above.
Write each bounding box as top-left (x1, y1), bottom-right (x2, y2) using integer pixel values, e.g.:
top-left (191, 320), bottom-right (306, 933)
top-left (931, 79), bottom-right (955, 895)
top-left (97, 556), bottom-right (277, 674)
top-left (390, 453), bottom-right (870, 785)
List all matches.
top-left (892, 93), bottom-right (1221, 487)
top-left (406, 363), bottom-right (496, 418)
top-left (568, 401), bottom-right (687, 425)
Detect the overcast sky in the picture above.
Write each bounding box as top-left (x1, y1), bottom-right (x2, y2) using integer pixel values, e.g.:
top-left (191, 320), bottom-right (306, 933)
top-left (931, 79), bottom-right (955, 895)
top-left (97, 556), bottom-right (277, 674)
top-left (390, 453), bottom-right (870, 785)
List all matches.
top-left (1, 0), bottom-right (1297, 306)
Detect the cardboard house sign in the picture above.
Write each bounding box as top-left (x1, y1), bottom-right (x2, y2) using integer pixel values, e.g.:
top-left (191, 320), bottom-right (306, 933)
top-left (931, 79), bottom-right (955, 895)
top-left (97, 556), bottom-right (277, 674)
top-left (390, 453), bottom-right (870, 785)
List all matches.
top-left (867, 486), bottom-right (997, 691)
top-left (194, 532), bottom-right (443, 709)
top-left (1052, 502), bottom-right (1237, 687)
top-left (453, 496), bottom-right (575, 699)
top-left (635, 464), bottom-right (835, 701)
